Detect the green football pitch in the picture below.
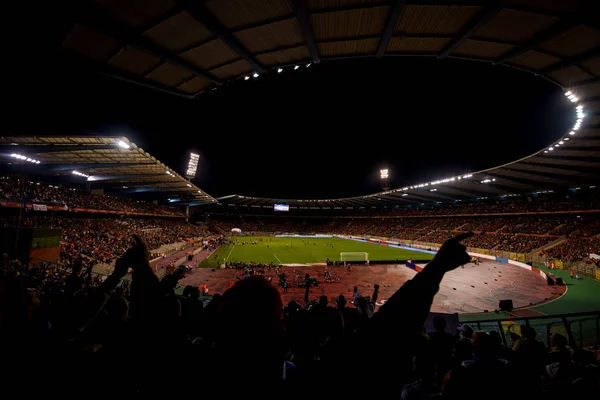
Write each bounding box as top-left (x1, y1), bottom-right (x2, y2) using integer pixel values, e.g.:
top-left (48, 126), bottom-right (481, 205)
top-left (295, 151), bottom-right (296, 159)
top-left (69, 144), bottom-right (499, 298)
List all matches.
top-left (199, 236), bottom-right (435, 268)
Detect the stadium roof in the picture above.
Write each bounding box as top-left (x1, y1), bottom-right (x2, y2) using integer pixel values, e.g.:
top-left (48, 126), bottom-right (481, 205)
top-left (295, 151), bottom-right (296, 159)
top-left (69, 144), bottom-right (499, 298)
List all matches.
top-left (30, 0), bottom-right (600, 208)
top-left (58, 0), bottom-right (600, 100)
top-left (0, 136), bottom-right (217, 205)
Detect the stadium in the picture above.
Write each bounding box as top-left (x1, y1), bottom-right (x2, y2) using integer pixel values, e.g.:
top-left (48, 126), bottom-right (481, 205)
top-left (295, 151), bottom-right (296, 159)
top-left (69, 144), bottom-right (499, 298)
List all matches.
top-left (3, 0), bottom-right (600, 397)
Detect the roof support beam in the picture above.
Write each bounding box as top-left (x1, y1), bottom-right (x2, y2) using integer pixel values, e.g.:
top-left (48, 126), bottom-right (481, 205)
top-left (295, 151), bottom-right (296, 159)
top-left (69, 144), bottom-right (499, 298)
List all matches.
top-left (415, 189), bottom-right (457, 202)
top-left (78, 2), bottom-right (221, 85)
top-left (101, 68), bottom-right (196, 98)
top-left (522, 160), bottom-right (600, 173)
top-left (484, 172), bottom-right (564, 189)
top-left (376, 0), bottom-right (406, 58)
top-left (436, 187), bottom-right (492, 199)
top-left (113, 180), bottom-right (184, 187)
top-left (43, 163), bottom-right (153, 172)
top-left (538, 47), bottom-right (600, 76)
top-left (0, 144), bottom-right (117, 154)
top-left (60, 51), bottom-right (195, 98)
top-left (292, 0), bottom-right (321, 63)
top-left (554, 146), bottom-right (600, 152)
top-left (124, 187), bottom-right (191, 194)
top-left (570, 76), bottom-right (600, 88)
top-left (505, 165), bottom-right (592, 181)
top-left (495, 18), bottom-right (581, 64)
top-left (438, 0), bottom-right (506, 58)
top-left (182, 0), bottom-right (267, 73)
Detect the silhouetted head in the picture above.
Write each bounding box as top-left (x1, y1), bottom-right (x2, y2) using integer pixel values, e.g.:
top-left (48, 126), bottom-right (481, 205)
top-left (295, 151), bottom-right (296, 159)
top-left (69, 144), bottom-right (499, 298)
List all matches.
top-left (336, 294), bottom-right (347, 308)
top-left (216, 277), bottom-right (284, 380)
top-left (319, 295), bottom-right (328, 307)
top-left (433, 315), bottom-right (447, 332)
top-left (551, 333), bottom-right (568, 349)
top-left (217, 276), bottom-right (283, 343)
top-left (473, 331), bottom-right (494, 357)
top-left (521, 325), bottom-right (537, 340)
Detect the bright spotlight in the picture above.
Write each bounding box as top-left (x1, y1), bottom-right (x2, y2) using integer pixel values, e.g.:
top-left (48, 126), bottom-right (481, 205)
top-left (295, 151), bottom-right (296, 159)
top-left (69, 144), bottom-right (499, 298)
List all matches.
top-left (565, 91), bottom-right (572, 96)
top-left (244, 76), bottom-right (250, 80)
top-left (306, 63), bottom-right (311, 68)
top-left (294, 65), bottom-right (300, 70)
top-left (569, 131), bottom-right (575, 135)
top-left (277, 68), bottom-right (283, 73)
top-left (548, 147), bottom-right (554, 151)
top-left (117, 140), bottom-right (130, 149)
top-left (559, 141), bottom-right (564, 145)
top-left (186, 153), bottom-right (200, 178)
top-left (380, 169), bottom-right (389, 179)
top-left (253, 73), bottom-right (259, 78)
top-left (544, 150), bottom-right (548, 153)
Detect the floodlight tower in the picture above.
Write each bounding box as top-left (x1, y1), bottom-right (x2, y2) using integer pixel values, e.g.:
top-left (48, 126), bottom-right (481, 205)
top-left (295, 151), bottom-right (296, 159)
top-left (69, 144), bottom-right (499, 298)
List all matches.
top-left (380, 168), bottom-right (389, 191)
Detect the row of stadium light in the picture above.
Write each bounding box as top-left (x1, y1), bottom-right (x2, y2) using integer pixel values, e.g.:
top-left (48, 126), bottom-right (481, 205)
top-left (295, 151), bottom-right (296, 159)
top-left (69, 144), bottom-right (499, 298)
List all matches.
top-left (72, 171), bottom-right (90, 178)
top-left (10, 153), bottom-right (40, 164)
top-left (243, 63), bottom-right (312, 81)
top-left (361, 174), bottom-right (476, 199)
top-left (544, 96), bottom-right (584, 154)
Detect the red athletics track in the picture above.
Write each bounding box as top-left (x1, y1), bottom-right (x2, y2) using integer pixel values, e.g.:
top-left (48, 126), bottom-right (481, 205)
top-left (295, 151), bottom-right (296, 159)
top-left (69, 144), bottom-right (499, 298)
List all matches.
top-left (179, 259), bottom-right (563, 314)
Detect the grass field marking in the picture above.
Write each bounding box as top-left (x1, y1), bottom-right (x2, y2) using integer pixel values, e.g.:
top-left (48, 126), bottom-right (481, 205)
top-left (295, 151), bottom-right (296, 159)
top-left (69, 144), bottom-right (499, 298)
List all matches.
top-left (224, 244), bottom-right (235, 262)
top-left (273, 254), bottom-right (282, 264)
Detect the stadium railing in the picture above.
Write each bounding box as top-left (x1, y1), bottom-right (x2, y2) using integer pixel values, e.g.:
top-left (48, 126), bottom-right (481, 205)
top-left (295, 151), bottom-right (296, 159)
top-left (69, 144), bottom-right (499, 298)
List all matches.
top-left (462, 311), bottom-right (600, 349)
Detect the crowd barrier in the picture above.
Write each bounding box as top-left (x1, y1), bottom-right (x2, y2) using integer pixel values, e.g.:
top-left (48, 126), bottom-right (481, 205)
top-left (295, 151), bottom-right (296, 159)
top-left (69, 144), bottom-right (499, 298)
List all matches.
top-left (462, 311), bottom-right (600, 350)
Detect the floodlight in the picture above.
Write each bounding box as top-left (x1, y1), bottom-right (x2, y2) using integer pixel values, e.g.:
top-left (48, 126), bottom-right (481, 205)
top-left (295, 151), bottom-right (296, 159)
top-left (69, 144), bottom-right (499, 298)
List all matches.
top-left (277, 68), bottom-right (283, 73)
top-left (565, 91), bottom-right (572, 96)
top-left (559, 141), bottom-right (564, 145)
top-left (294, 65), bottom-right (300, 70)
top-left (548, 147), bottom-right (554, 151)
top-left (544, 150), bottom-right (548, 153)
top-left (380, 169), bottom-right (389, 179)
top-left (569, 131), bottom-right (575, 135)
top-left (306, 63), bottom-right (311, 67)
top-left (253, 73), bottom-right (259, 78)
top-left (244, 76), bottom-right (250, 80)
top-left (117, 140), bottom-right (130, 149)
top-left (186, 183), bottom-right (192, 187)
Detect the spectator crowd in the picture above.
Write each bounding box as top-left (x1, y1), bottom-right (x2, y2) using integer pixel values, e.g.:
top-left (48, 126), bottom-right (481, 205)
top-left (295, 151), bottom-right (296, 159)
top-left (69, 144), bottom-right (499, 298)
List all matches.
top-left (0, 215), bottom-right (208, 269)
top-left (1, 234), bottom-right (598, 398)
top-left (0, 176), bottom-right (183, 215)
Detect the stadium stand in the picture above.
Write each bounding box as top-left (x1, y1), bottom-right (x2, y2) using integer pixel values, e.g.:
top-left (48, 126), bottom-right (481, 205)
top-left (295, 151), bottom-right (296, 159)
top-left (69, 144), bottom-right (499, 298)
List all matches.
top-left (1, 176), bottom-right (184, 215)
top-left (2, 232), bottom-right (599, 397)
top-left (4, 0), bottom-right (600, 395)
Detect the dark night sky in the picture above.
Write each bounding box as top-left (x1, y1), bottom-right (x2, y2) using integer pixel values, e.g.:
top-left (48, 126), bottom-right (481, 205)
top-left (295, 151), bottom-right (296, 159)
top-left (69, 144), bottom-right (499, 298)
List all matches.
top-left (9, 55), bottom-right (573, 199)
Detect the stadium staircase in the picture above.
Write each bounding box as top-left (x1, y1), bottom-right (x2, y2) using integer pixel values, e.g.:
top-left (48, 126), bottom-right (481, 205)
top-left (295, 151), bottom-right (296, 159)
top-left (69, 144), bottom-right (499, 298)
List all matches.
top-left (533, 237), bottom-right (568, 254)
